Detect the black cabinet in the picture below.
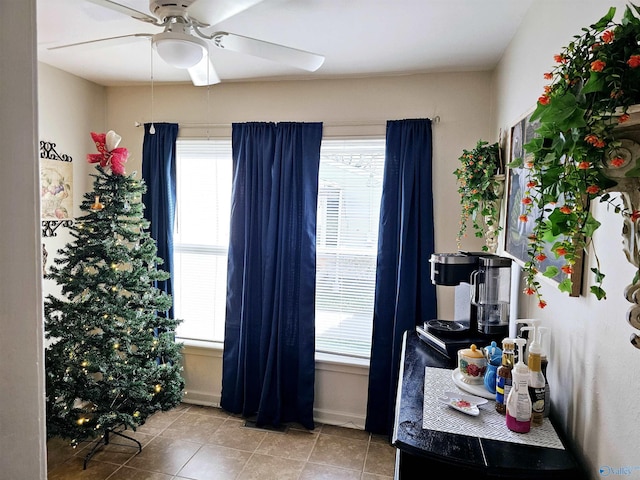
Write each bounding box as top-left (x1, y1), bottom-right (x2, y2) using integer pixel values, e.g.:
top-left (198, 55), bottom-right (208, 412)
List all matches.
top-left (392, 330), bottom-right (587, 479)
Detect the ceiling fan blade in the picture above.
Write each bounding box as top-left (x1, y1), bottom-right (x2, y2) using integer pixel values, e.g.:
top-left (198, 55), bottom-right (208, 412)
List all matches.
top-left (187, 0), bottom-right (266, 26)
top-left (212, 32), bottom-right (324, 71)
top-left (84, 0), bottom-right (161, 24)
top-left (48, 33), bottom-right (152, 50)
top-left (187, 53), bottom-right (221, 86)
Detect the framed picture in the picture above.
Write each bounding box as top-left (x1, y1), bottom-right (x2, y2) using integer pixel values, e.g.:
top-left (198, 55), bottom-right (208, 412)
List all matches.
top-left (40, 157), bottom-right (73, 220)
top-left (503, 111), bottom-right (583, 296)
top-left (40, 140), bottom-right (74, 237)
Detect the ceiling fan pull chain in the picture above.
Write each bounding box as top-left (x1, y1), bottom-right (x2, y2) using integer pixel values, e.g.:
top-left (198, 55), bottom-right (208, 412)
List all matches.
top-left (150, 40), bottom-right (155, 135)
top-left (206, 44), bottom-right (211, 140)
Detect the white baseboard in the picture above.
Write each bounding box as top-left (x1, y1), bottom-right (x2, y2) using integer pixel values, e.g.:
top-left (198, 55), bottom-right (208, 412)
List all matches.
top-left (313, 407), bottom-right (365, 430)
top-left (180, 392), bottom-right (366, 431)
top-left (182, 389), bottom-right (220, 407)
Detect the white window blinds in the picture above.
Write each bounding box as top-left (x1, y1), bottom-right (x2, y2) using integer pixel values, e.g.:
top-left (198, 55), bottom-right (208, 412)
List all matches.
top-left (315, 138), bottom-right (385, 358)
top-left (173, 139), bottom-right (232, 343)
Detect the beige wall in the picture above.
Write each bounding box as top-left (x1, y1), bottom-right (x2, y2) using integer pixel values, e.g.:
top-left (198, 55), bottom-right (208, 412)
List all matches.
top-left (0, 1), bottom-right (46, 478)
top-left (104, 72), bottom-right (494, 426)
top-left (39, 63), bottom-right (107, 316)
top-left (106, 72), bottom-right (495, 319)
top-left (494, 1), bottom-right (639, 477)
top-left (39, 62), bottom-right (106, 206)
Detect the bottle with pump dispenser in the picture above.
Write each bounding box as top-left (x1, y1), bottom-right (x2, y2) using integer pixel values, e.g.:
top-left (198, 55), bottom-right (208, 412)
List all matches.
top-left (539, 327), bottom-right (550, 418)
top-left (506, 337), bottom-right (531, 433)
top-left (514, 319), bottom-right (534, 362)
top-left (495, 338), bottom-right (514, 415)
top-left (521, 321), bottom-right (546, 427)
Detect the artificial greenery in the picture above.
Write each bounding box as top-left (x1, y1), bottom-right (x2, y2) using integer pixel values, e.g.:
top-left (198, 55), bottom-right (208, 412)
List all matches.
top-left (44, 149), bottom-right (184, 446)
top-left (454, 140), bottom-right (503, 250)
top-left (514, 4), bottom-right (640, 307)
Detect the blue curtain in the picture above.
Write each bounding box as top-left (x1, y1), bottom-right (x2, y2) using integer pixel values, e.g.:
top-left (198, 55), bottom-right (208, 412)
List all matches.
top-left (365, 118), bottom-right (436, 437)
top-left (221, 121), bottom-right (322, 430)
top-left (141, 122), bottom-right (179, 317)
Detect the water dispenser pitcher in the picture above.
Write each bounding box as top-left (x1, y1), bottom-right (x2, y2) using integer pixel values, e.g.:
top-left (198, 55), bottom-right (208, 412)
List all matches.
top-left (470, 256), bottom-right (511, 336)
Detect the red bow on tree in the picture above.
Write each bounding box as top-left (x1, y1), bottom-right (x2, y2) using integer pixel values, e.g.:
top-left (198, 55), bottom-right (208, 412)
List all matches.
top-left (87, 131), bottom-right (128, 176)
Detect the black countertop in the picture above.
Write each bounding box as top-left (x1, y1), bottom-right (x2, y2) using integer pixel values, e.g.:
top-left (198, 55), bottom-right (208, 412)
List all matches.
top-left (392, 329), bottom-right (586, 479)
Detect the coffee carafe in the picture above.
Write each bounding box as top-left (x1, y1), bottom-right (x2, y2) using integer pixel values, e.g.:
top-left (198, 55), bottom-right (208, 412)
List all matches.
top-left (471, 256), bottom-right (511, 336)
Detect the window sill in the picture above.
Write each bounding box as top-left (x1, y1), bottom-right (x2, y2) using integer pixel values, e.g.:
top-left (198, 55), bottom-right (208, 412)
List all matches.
top-left (177, 338), bottom-right (370, 369)
top-left (178, 338), bottom-right (224, 357)
top-left (178, 338), bottom-right (224, 350)
top-left (315, 352), bottom-right (370, 368)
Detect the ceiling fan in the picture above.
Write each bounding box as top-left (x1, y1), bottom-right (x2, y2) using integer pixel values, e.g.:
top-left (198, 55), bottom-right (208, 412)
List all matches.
top-left (49, 0), bottom-right (325, 86)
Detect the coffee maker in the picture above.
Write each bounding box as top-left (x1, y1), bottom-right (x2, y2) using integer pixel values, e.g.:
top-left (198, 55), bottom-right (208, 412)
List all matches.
top-left (417, 251), bottom-right (512, 359)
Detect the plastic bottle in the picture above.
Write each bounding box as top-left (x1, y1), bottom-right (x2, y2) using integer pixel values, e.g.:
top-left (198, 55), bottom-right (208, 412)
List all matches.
top-left (495, 338), bottom-right (514, 415)
top-left (539, 327), bottom-right (550, 418)
top-left (514, 319), bottom-right (534, 364)
top-left (506, 337), bottom-right (531, 433)
top-left (522, 322), bottom-right (546, 427)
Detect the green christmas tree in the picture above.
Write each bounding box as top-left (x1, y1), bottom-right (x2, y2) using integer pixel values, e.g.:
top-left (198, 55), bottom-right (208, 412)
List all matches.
top-left (44, 131), bottom-right (184, 449)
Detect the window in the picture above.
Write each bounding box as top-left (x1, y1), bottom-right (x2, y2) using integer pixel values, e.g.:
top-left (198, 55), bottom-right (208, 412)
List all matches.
top-left (173, 139), bottom-right (232, 343)
top-left (173, 137), bottom-right (385, 359)
top-left (315, 139), bottom-right (385, 358)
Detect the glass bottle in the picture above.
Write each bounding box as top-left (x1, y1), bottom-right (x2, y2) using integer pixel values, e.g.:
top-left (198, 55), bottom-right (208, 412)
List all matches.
top-left (541, 353), bottom-right (550, 417)
top-left (495, 338), bottom-right (514, 414)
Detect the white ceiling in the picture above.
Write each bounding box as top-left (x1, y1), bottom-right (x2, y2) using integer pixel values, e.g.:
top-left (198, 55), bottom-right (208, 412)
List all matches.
top-left (37, 0), bottom-right (535, 87)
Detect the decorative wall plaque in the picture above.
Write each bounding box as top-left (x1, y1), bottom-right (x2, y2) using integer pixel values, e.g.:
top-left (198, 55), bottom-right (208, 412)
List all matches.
top-left (40, 140), bottom-right (73, 237)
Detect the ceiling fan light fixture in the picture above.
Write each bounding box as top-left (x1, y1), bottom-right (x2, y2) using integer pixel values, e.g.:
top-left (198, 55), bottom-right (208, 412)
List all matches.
top-left (153, 31), bottom-right (207, 69)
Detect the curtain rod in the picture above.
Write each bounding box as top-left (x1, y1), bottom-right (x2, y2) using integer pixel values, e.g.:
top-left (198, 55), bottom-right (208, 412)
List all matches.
top-left (134, 116), bottom-right (441, 129)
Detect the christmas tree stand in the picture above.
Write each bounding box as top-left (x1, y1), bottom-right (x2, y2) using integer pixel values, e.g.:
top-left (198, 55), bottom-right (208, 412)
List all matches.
top-left (82, 425), bottom-right (142, 470)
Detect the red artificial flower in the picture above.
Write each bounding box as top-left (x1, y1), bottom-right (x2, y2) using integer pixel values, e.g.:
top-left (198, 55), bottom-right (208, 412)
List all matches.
top-left (601, 30), bottom-right (615, 43)
top-left (610, 157), bottom-right (625, 168)
top-left (611, 89), bottom-right (624, 99)
top-left (519, 214), bottom-right (528, 223)
top-left (543, 72), bottom-right (553, 80)
top-left (527, 180), bottom-right (537, 188)
top-left (538, 300), bottom-right (548, 309)
top-left (538, 94), bottom-right (551, 105)
top-left (524, 287), bottom-right (535, 296)
top-left (586, 185), bottom-right (600, 194)
top-left (585, 134), bottom-right (606, 148)
top-left (521, 197), bottom-right (533, 205)
top-left (628, 55), bottom-right (640, 68)
top-left (554, 54), bottom-right (566, 63)
top-left (560, 205), bottom-right (572, 214)
top-left (535, 253), bottom-right (547, 262)
top-left (525, 161), bottom-right (534, 169)
top-left (590, 60), bottom-right (606, 72)
top-left (632, 211), bottom-right (640, 222)
top-left (577, 161), bottom-right (591, 170)
top-left (619, 114), bottom-right (630, 124)
top-left (556, 247), bottom-right (568, 256)
top-left (561, 265), bottom-right (574, 274)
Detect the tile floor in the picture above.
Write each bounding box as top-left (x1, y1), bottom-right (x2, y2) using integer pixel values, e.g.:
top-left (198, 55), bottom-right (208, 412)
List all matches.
top-left (46, 404), bottom-right (396, 480)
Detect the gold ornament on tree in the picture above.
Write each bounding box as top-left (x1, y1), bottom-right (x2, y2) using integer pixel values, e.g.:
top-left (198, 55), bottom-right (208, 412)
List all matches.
top-left (90, 195), bottom-right (104, 211)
